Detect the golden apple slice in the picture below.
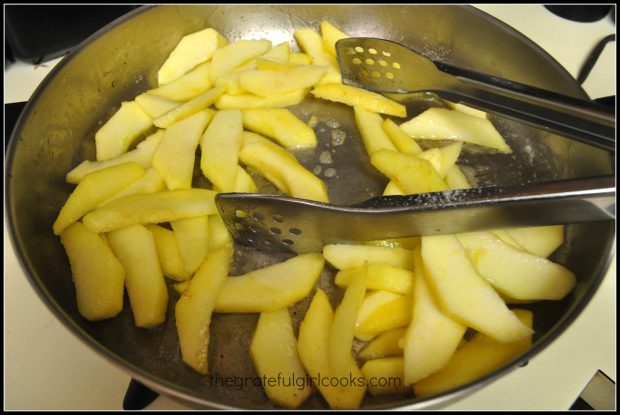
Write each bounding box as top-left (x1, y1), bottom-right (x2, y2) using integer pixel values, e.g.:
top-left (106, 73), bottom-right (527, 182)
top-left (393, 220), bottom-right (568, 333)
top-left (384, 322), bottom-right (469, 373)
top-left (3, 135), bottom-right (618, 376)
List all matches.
top-left (97, 168), bottom-right (165, 207)
top-left (383, 181), bottom-right (406, 196)
top-left (335, 263), bottom-right (414, 295)
top-left (214, 72), bottom-right (245, 95)
top-left (255, 58), bottom-right (299, 71)
top-left (323, 244), bottom-right (415, 270)
top-left (413, 309), bottom-right (533, 397)
top-left (107, 224), bottom-right (168, 328)
top-left (294, 28), bottom-right (342, 85)
top-left (53, 162), bottom-right (145, 235)
top-left (371, 149), bottom-right (449, 195)
top-left (355, 293), bottom-right (411, 341)
top-left (147, 224), bottom-right (190, 281)
top-left (311, 84), bottom-right (406, 117)
top-left (289, 53), bottom-right (312, 65)
top-left (457, 232), bottom-right (576, 301)
top-left (445, 165), bottom-right (472, 190)
top-left (359, 328), bottom-right (407, 360)
top-left (506, 225), bottom-right (565, 258)
top-left (150, 61), bottom-right (212, 102)
top-left (382, 118), bottom-right (423, 155)
top-left (153, 109), bottom-right (213, 190)
top-left (208, 214), bottom-right (233, 250)
top-left (446, 101), bottom-right (488, 119)
top-left (242, 109), bottom-right (317, 149)
top-left (214, 253), bottom-right (325, 312)
top-left (262, 42), bottom-right (290, 63)
top-left (60, 222), bottom-right (125, 321)
top-left (354, 106), bottom-right (397, 155)
top-left (226, 166), bottom-right (257, 193)
top-left (250, 308), bottom-right (313, 409)
top-left (329, 266), bottom-right (367, 377)
top-left (361, 357), bottom-right (409, 396)
top-left (356, 291), bottom-right (401, 326)
top-left (403, 247), bottom-right (466, 385)
top-left (320, 20), bottom-right (350, 58)
top-left (82, 189), bottom-right (218, 233)
top-left (240, 66), bottom-right (327, 98)
top-left (176, 245), bottom-right (234, 374)
top-left (421, 235), bottom-right (532, 343)
top-left (171, 216), bottom-right (210, 276)
top-left (158, 27), bottom-right (227, 85)
top-left (95, 101), bottom-right (153, 161)
top-left (153, 86), bottom-right (223, 129)
top-left (210, 39), bottom-right (272, 82)
top-left (200, 109), bottom-right (244, 192)
top-left (417, 142), bottom-right (463, 179)
top-left (135, 93), bottom-right (181, 118)
top-left (215, 89), bottom-right (307, 110)
top-left (297, 289), bottom-right (366, 409)
top-left (400, 108), bottom-right (511, 153)
top-left (66, 130), bottom-right (163, 184)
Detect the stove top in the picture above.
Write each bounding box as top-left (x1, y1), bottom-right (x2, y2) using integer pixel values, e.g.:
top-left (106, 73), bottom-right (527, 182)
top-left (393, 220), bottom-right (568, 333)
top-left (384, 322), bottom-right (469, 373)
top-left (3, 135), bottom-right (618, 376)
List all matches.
top-left (4, 5), bottom-right (616, 410)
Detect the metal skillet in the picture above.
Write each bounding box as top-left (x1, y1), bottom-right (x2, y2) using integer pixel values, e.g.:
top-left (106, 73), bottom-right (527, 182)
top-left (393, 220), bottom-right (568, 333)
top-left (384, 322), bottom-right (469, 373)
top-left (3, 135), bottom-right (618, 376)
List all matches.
top-left (5, 5), bottom-right (615, 409)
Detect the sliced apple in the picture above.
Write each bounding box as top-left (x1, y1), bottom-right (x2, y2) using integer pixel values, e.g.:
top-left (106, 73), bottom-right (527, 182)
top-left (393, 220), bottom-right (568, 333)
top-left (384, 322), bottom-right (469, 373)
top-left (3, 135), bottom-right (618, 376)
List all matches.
top-left (421, 235), bottom-right (532, 343)
top-left (107, 224), bottom-right (168, 328)
top-left (171, 215), bottom-right (210, 276)
top-left (135, 93), bottom-right (181, 118)
top-left (294, 28), bottom-right (342, 85)
top-left (200, 109), bottom-right (244, 192)
top-left (311, 83), bottom-right (406, 118)
top-left (153, 86), bottom-right (223, 129)
top-left (147, 224), bottom-right (190, 281)
top-left (361, 357), bottom-right (409, 396)
top-left (53, 162), bottom-right (145, 235)
top-left (60, 222), bottom-right (124, 321)
top-left (242, 109), bottom-right (317, 149)
top-left (323, 244), bottom-right (414, 270)
top-left (95, 101), bottom-right (153, 161)
top-left (158, 27), bottom-right (227, 85)
top-left (335, 263), bottom-right (414, 295)
top-left (262, 42), bottom-right (290, 63)
top-left (66, 130), bottom-right (163, 184)
top-left (506, 225), bottom-right (565, 258)
top-left (399, 108), bottom-right (511, 153)
top-left (371, 149), bottom-right (448, 195)
top-left (240, 66), bottom-right (327, 98)
top-left (446, 101), bottom-right (488, 119)
top-left (176, 245), bottom-right (234, 374)
top-left (382, 118), bottom-right (423, 155)
top-left (152, 109), bottom-right (212, 190)
top-left (82, 189), bottom-right (218, 233)
top-left (214, 72), bottom-right (245, 95)
top-left (214, 253), bottom-right (325, 312)
top-left (383, 181), bottom-right (406, 196)
top-left (150, 61), bottom-right (212, 102)
top-left (208, 214), bottom-right (233, 250)
top-left (413, 309), bottom-right (533, 397)
top-left (289, 53), bottom-right (312, 65)
top-left (210, 39), bottom-right (272, 82)
top-left (320, 20), bottom-right (350, 58)
top-left (417, 142), bottom-right (463, 179)
top-left (250, 308), bottom-right (313, 409)
top-left (403, 247), bottom-right (466, 385)
top-left (97, 168), bottom-right (165, 207)
top-left (354, 106), bottom-right (397, 155)
top-left (215, 89), bottom-right (307, 110)
top-left (457, 232), bottom-right (576, 301)
top-left (359, 328), bottom-right (407, 360)
top-left (355, 293), bottom-right (411, 341)
top-left (445, 165), bottom-right (471, 190)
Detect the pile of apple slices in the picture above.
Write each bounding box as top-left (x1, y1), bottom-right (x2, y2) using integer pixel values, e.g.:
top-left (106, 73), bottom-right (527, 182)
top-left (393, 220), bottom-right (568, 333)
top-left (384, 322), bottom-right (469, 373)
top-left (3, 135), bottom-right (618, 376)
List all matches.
top-left (54, 20), bottom-right (577, 409)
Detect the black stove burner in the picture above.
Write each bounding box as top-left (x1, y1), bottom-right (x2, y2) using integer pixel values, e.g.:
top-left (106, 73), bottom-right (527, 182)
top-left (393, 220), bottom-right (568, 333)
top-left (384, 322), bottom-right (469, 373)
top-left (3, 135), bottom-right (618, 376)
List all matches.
top-left (545, 5), bottom-right (613, 23)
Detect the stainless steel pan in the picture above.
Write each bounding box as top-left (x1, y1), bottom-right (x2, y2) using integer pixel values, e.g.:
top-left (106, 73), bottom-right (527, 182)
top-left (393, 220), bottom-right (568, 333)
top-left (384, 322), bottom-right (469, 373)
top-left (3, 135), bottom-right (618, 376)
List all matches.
top-left (6, 5), bottom-right (615, 409)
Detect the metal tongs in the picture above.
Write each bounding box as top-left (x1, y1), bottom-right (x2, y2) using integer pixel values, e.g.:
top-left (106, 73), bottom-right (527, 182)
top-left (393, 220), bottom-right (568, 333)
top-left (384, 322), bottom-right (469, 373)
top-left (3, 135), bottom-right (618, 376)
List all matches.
top-left (215, 38), bottom-right (615, 253)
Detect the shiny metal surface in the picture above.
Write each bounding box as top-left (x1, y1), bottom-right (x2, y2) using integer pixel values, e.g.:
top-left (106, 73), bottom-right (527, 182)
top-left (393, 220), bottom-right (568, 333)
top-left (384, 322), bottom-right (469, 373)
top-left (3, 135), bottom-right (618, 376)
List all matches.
top-left (217, 176), bottom-right (615, 253)
top-left (5, 4), bottom-right (615, 410)
top-left (337, 37), bottom-right (615, 151)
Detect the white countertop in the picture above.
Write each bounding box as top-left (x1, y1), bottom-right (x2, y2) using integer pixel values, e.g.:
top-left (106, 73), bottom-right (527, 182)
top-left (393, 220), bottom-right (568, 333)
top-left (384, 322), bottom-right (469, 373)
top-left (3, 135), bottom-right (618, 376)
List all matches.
top-left (4, 4), bottom-right (616, 410)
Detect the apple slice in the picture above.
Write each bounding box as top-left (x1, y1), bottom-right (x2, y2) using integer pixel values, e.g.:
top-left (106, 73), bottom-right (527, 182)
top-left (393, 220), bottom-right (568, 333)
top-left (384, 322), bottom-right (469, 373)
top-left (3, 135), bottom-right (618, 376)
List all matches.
top-left (417, 142), bottom-right (463, 179)
top-left (210, 39), bottom-right (272, 82)
top-left (153, 86), bottom-right (224, 129)
top-left (215, 89), bottom-right (307, 110)
top-left (240, 66), bottom-right (327, 98)
top-left (150, 61), bottom-right (212, 102)
top-left (320, 20), bottom-right (350, 58)
top-left (53, 162), bottom-right (145, 235)
top-left (457, 232), bottom-right (576, 301)
top-left (445, 165), bottom-right (471, 190)
top-left (208, 214), bottom-right (233, 250)
top-left (108, 224), bottom-right (168, 328)
top-left (242, 109), bottom-right (317, 149)
top-left (382, 118), bottom-right (423, 155)
top-left (147, 224), bottom-right (190, 281)
top-left (66, 130), bottom-right (163, 184)
top-left (359, 328), bottom-right (407, 360)
top-left (214, 253), bottom-right (325, 312)
top-left (200, 109), bottom-right (244, 192)
top-left (361, 357), bottom-right (409, 396)
top-left (297, 289), bottom-right (366, 409)
top-left (60, 222), bottom-right (124, 321)
top-left (171, 215), bottom-right (210, 276)
top-left (95, 101), bottom-right (153, 161)
top-left (446, 101), bottom-right (488, 119)
top-left (261, 42), bottom-right (290, 63)
top-left (354, 106), bottom-right (397, 155)
top-left (413, 309), bottom-right (533, 397)
top-left (355, 292), bottom-right (411, 341)
top-left (323, 244), bottom-right (415, 270)
top-left (135, 93), bottom-right (181, 118)
top-left (289, 53), bottom-right (312, 65)
top-left (176, 245), bottom-right (234, 374)
top-left (82, 189), bottom-right (218, 233)
top-left (403, 247), bottom-right (466, 385)
top-left (225, 166), bottom-right (257, 193)
top-left (97, 168), bottom-right (165, 207)
top-left (157, 27), bottom-right (227, 85)
top-left (506, 225), bottom-right (565, 258)
top-left (421, 235), bottom-right (532, 343)
top-left (214, 72), bottom-right (245, 95)
top-left (383, 181), bottom-right (405, 196)
top-left (311, 83), bottom-right (406, 117)
top-left (294, 28), bottom-right (342, 85)
top-left (250, 308), bottom-right (312, 408)
top-left (335, 263), bottom-right (414, 294)
top-left (400, 108), bottom-right (511, 153)
top-left (371, 149), bottom-right (449, 195)
top-left (153, 109), bottom-right (213, 190)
